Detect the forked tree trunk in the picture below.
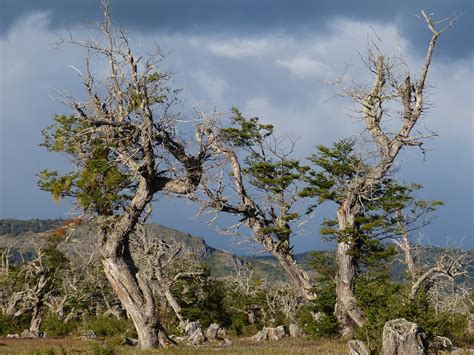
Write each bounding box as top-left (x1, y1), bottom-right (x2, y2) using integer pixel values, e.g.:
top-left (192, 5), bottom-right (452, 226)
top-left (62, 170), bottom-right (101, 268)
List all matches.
top-left (335, 205), bottom-right (364, 336)
top-left (102, 255), bottom-right (174, 349)
top-left (154, 264), bottom-right (184, 322)
top-left (102, 231), bottom-right (174, 349)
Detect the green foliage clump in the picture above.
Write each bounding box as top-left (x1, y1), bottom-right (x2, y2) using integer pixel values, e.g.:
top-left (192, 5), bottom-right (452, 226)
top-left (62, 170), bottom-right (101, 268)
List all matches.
top-left (304, 139), bottom-right (442, 269)
top-left (354, 264), bottom-right (472, 352)
top-left (0, 313), bottom-right (30, 336)
top-left (83, 316), bottom-right (135, 338)
top-left (298, 251), bottom-right (338, 338)
top-left (179, 277), bottom-right (231, 329)
top-left (42, 317), bottom-right (79, 337)
top-left (38, 114), bottom-right (132, 215)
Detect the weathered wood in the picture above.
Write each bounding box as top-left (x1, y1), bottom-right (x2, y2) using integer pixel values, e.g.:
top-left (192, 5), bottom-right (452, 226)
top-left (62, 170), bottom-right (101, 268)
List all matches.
top-left (382, 319), bottom-right (426, 355)
top-left (348, 340), bottom-right (370, 355)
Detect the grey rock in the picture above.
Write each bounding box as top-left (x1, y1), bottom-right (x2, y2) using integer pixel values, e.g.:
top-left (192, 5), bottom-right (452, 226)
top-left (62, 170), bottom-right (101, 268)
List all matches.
top-left (188, 327), bottom-right (206, 345)
top-left (251, 326), bottom-right (285, 341)
top-left (81, 330), bottom-right (97, 340)
top-left (20, 330), bottom-right (44, 338)
top-left (185, 320), bottom-right (201, 337)
top-left (122, 337), bottom-right (138, 346)
top-left (430, 335), bottom-right (454, 352)
top-left (250, 327), bottom-right (270, 341)
top-left (206, 323), bottom-right (220, 340)
top-left (269, 325), bottom-right (286, 340)
top-left (289, 323), bottom-right (303, 338)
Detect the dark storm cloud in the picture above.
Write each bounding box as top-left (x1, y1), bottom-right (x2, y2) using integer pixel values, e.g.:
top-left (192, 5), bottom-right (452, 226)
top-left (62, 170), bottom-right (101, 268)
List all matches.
top-left (1, 0), bottom-right (472, 60)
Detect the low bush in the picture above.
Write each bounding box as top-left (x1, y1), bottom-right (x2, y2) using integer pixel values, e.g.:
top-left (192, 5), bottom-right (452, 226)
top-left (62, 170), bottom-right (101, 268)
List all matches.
top-left (81, 316), bottom-right (135, 338)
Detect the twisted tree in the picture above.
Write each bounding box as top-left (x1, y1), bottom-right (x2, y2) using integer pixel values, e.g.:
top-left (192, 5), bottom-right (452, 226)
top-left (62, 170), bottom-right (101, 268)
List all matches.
top-left (190, 109), bottom-right (317, 301)
top-left (38, 1), bottom-right (212, 348)
top-left (304, 11), bottom-right (459, 335)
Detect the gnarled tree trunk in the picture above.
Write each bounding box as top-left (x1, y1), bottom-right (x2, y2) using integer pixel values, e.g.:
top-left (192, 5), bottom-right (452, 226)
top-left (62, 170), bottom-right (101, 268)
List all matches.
top-left (269, 246), bottom-right (316, 301)
top-left (98, 180), bottom-right (175, 349)
top-left (335, 204), bottom-right (364, 336)
top-left (252, 222), bottom-right (317, 302)
top-left (102, 250), bottom-right (174, 348)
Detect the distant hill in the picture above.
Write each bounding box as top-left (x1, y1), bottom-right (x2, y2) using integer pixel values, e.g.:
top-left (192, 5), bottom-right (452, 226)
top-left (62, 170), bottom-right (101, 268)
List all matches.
top-left (0, 218), bottom-right (64, 236)
top-left (0, 219), bottom-right (285, 280)
top-left (1, 219), bottom-right (472, 283)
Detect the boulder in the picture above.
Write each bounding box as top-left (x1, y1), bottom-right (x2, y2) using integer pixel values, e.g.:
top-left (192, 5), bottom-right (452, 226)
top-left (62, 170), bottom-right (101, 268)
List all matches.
top-left (251, 327), bottom-right (270, 341)
top-left (206, 323), bottom-right (220, 340)
top-left (288, 323), bottom-right (303, 338)
top-left (6, 334), bottom-right (19, 338)
top-left (80, 330), bottom-right (97, 340)
top-left (269, 325), bottom-right (286, 340)
top-left (382, 318), bottom-right (426, 355)
top-left (122, 337), bottom-right (138, 346)
top-left (20, 330), bottom-right (45, 338)
top-left (348, 340), bottom-right (370, 355)
top-left (173, 336), bottom-right (188, 343)
top-left (430, 336), bottom-right (454, 352)
top-left (188, 327), bottom-right (206, 345)
top-left (185, 320), bottom-right (201, 337)
top-left (223, 338), bottom-right (233, 347)
top-left (250, 326), bottom-right (286, 341)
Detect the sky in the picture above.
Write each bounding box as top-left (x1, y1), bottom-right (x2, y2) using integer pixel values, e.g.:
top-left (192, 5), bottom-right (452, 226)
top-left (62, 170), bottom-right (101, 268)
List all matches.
top-left (0, 0), bottom-right (473, 254)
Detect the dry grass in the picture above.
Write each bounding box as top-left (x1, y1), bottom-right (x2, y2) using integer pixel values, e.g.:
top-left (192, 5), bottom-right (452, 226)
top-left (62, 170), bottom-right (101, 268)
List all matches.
top-left (0, 337), bottom-right (348, 354)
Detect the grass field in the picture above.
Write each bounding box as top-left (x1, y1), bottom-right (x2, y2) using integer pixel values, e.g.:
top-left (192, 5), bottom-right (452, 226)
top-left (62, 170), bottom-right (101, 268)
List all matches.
top-left (0, 337), bottom-right (348, 354)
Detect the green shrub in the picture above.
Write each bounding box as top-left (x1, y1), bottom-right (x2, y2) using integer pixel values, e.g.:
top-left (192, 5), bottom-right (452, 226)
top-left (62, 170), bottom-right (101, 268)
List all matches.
top-left (82, 317), bottom-right (135, 338)
top-left (300, 251), bottom-right (339, 338)
top-left (354, 269), bottom-right (473, 351)
top-left (0, 313), bottom-right (30, 336)
top-left (241, 324), bottom-right (259, 336)
top-left (42, 317), bottom-right (79, 337)
top-left (297, 306), bottom-right (338, 339)
top-left (91, 342), bottom-right (116, 355)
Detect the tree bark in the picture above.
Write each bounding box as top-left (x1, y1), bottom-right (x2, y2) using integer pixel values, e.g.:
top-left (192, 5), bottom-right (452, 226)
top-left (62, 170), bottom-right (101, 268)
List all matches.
top-left (334, 204), bottom-right (364, 336)
top-left (29, 274), bottom-right (48, 335)
top-left (29, 300), bottom-right (44, 334)
top-left (382, 318), bottom-right (426, 355)
top-left (271, 247), bottom-right (317, 301)
top-left (102, 255), bottom-right (174, 348)
top-left (163, 287), bottom-right (183, 322)
top-left (250, 222), bottom-right (317, 302)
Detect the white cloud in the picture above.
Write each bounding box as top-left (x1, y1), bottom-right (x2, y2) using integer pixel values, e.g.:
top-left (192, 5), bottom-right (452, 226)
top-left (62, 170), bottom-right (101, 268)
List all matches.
top-left (192, 71), bottom-right (228, 106)
top-left (275, 55), bottom-right (330, 78)
top-left (203, 38), bottom-right (270, 59)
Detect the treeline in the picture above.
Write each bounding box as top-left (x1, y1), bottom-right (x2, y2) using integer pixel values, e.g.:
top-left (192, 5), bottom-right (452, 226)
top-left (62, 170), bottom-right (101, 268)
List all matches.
top-left (0, 219), bottom-right (63, 236)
